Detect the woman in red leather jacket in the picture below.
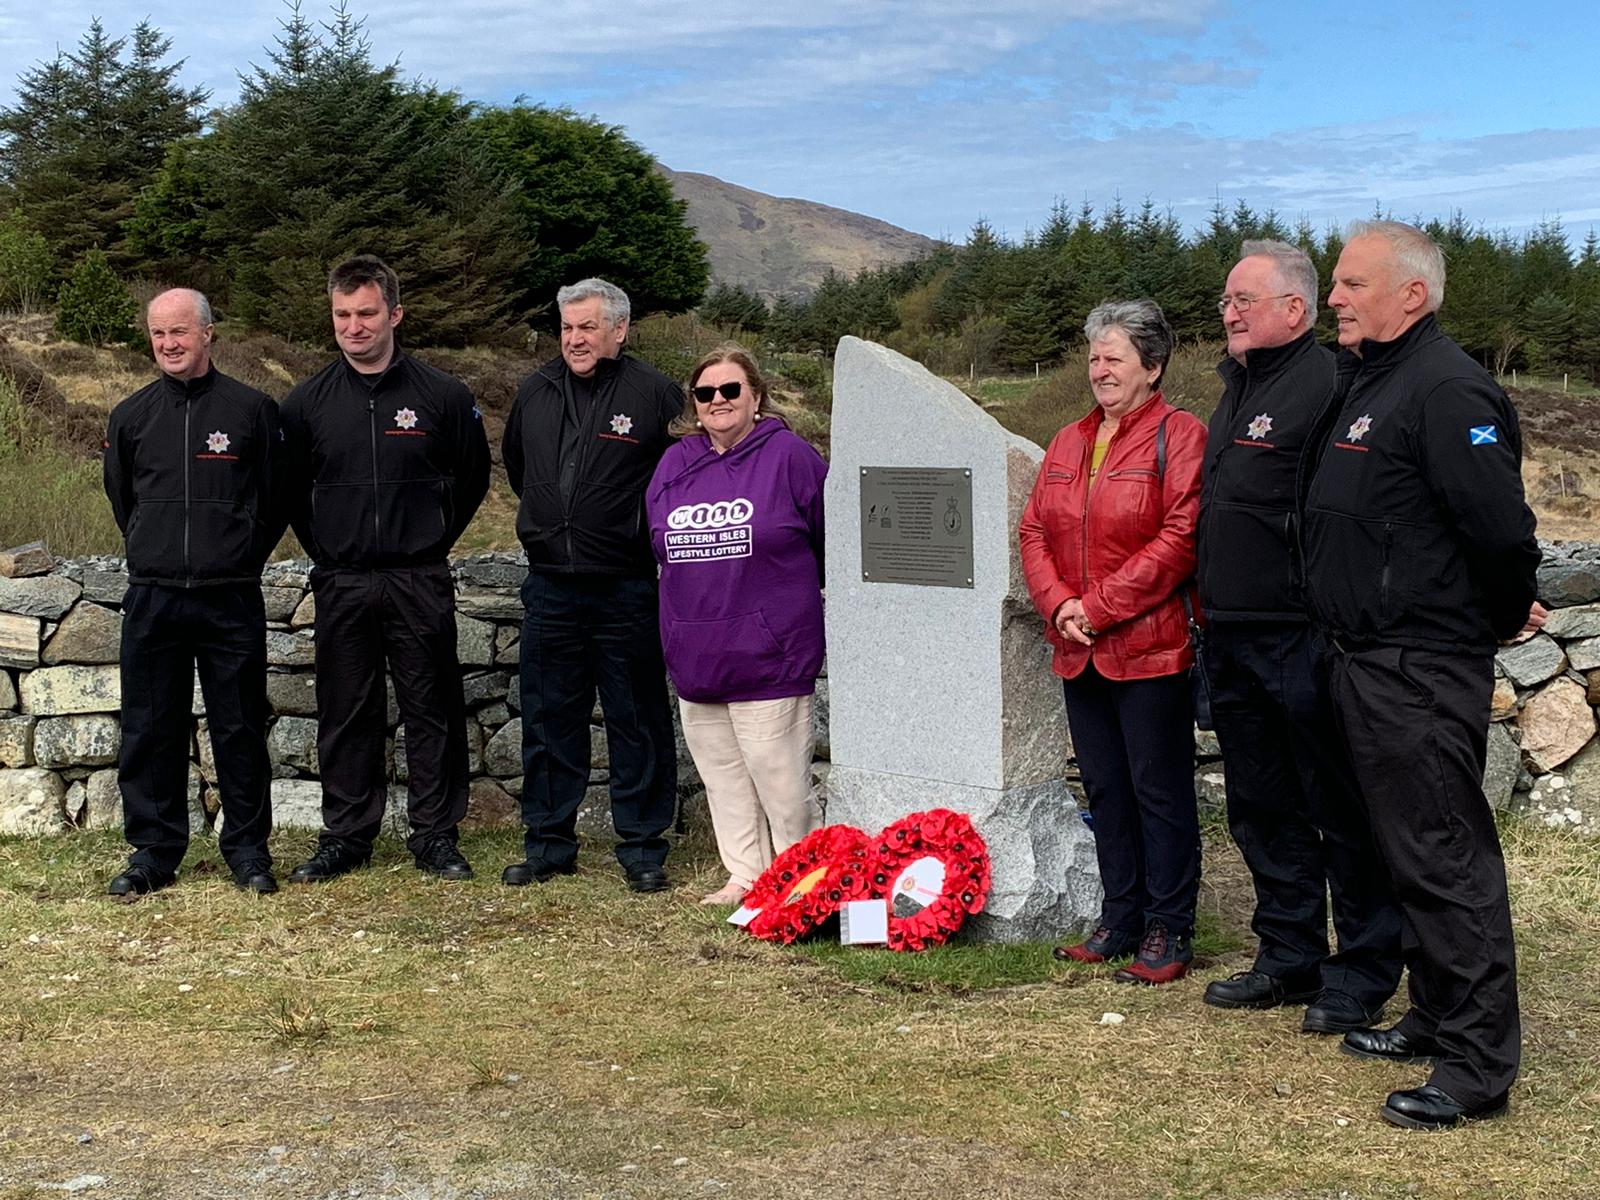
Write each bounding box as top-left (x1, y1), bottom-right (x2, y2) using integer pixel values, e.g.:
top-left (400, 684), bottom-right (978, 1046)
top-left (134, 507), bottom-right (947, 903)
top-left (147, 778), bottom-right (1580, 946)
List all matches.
top-left (1019, 299), bottom-right (1206, 985)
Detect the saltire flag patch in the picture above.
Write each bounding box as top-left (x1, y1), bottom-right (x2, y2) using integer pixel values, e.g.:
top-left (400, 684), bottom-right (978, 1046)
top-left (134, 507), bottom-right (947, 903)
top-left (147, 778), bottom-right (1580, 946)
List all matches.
top-left (1470, 425), bottom-right (1498, 445)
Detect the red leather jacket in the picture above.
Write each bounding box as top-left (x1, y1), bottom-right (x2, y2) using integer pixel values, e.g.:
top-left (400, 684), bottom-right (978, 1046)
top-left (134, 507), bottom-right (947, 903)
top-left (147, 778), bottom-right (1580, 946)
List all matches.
top-left (1019, 392), bottom-right (1205, 681)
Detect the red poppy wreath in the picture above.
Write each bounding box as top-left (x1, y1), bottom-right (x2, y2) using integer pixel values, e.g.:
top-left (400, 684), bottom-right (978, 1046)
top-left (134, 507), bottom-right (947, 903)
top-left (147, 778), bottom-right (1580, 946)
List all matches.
top-left (869, 808), bottom-right (992, 951)
top-left (739, 824), bottom-right (874, 945)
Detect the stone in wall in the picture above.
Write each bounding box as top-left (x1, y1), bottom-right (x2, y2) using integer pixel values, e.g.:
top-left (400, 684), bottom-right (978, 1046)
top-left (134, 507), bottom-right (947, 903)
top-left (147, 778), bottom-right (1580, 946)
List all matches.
top-left (1483, 722), bottom-right (1522, 810)
top-left (1495, 634), bottom-right (1566, 688)
top-left (482, 718), bottom-right (521, 778)
top-left (1544, 603), bottom-right (1600, 640)
top-left (266, 672), bottom-right (319, 716)
top-left (0, 574), bottom-right (81, 619)
top-left (1539, 552), bottom-right (1600, 607)
top-left (81, 569), bottom-right (128, 605)
top-left (1, 669), bottom-right (16, 709)
top-left (0, 766), bottom-right (68, 833)
top-left (462, 671), bottom-right (511, 708)
top-left (33, 715), bottom-right (120, 768)
top-left (1568, 637), bottom-right (1600, 673)
top-left (41, 602), bottom-right (122, 665)
top-left (0, 612), bottom-right (41, 668)
top-left (1195, 766), bottom-right (1228, 818)
top-left (20, 664), bottom-right (120, 715)
top-left (268, 778), bottom-right (324, 830)
top-left (1490, 675), bottom-right (1518, 720)
top-left (456, 614), bottom-right (495, 667)
top-left (1517, 677), bottom-right (1597, 773)
top-left (83, 768), bottom-right (121, 829)
top-left (462, 777), bottom-right (518, 830)
top-left (0, 714), bottom-right (35, 766)
top-left (268, 716), bottom-right (320, 774)
top-left (261, 587), bottom-right (304, 623)
top-left (454, 588), bottom-right (524, 620)
top-left (265, 631), bottom-right (316, 668)
top-left (0, 541), bottom-right (53, 578)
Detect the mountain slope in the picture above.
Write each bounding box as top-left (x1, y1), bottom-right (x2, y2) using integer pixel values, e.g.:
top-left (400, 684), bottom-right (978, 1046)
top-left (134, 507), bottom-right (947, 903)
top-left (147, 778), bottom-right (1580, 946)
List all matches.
top-left (658, 166), bottom-right (938, 299)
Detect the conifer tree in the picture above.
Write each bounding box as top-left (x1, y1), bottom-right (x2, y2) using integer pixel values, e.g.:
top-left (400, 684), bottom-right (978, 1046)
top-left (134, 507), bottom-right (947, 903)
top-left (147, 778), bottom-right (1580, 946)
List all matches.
top-left (55, 250), bottom-right (137, 345)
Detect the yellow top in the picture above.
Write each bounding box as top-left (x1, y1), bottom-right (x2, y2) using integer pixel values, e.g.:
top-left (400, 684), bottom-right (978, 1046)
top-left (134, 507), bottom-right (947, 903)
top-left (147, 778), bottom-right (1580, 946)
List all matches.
top-left (1088, 434), bottom-right (1112, 487)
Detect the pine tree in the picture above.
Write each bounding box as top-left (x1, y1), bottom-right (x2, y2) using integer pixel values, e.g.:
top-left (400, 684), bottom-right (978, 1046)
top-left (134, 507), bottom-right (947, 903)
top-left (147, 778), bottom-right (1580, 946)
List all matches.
top-left (55, 250), bottom-right (137, 345)
top-left (0, 212), bottom-right (56, 311)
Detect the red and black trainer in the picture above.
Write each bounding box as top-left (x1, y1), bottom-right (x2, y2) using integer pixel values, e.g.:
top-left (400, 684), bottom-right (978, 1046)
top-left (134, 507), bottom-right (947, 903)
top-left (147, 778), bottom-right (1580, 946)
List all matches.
top-left (1053, 925), bottom-right (1141, 964)
top-left (1113, 922), bottom-right (1193, 985)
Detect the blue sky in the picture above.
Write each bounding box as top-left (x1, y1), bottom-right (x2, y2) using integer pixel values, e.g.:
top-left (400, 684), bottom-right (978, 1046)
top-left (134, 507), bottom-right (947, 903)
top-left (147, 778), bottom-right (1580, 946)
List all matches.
top-left (4, 0), bottom-right (1597, 245)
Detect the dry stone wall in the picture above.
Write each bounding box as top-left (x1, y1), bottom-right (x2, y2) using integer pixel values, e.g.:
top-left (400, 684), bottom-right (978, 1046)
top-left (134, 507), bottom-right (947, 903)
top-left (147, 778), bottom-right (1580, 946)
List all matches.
top-left (2, 542), bottom-right (1599, 840)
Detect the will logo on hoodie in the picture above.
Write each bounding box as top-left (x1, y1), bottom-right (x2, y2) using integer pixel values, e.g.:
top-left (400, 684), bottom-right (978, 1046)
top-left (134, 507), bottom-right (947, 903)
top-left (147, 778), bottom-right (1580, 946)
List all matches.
top-left (664, 498), bottom-right (755, 562)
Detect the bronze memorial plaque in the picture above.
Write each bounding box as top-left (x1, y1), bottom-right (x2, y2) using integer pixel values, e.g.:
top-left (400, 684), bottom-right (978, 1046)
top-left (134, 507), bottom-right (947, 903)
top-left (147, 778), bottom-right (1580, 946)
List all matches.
top-left (859, 466), bottom-right (974, 588)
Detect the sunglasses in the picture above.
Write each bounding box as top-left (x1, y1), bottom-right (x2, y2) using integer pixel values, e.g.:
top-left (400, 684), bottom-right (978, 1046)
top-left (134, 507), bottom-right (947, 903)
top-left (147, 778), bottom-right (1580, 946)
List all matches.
top-left (692, 381), bottom-right (743, 404)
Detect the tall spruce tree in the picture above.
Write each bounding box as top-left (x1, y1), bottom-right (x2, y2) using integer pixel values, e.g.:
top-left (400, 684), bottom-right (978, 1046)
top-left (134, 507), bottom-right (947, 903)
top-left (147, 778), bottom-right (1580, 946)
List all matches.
top-left (0, 19), bottom-right (204, 269)
top-left (132, 3), bottom-right (527, 344)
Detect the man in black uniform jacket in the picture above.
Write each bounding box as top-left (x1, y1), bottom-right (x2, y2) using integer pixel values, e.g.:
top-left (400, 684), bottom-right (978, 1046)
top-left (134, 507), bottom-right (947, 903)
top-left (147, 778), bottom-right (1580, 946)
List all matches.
top-left (1197, 241), bottom-right (1402, 1030)
top-left (280, 256), bottom-right (490, 883)
top-left (500, 278), bottom-right (681, 893)
top-left (1304, 220), bottom-right (1545, 1130)
top-left (103, 288), bottom-right (284, 895)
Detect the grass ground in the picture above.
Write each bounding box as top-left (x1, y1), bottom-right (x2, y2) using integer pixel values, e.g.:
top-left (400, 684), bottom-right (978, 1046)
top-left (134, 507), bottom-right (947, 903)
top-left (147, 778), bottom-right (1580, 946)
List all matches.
top-left (2, 819), bottom-right (1597, 1199)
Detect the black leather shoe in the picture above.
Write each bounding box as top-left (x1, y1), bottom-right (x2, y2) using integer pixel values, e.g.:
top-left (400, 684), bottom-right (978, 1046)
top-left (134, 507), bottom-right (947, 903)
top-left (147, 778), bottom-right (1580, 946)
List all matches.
top-left (415, 837), bottom-right (474, 881)
top-left (1381, 1084), bottom-right (1509, 1130)
top-left (624, 864), bottom-right (669, 894)
top-left (287, 843), bottom-right (371, 884)
top-left (1341, 1025), bottom-right (1442, 1064)
top-left (107, 864), bottom-right (175, 896)
top-left (231, 860), bottom-right (279, 894)
top-left (1302, 990), bottom-right (1385, 1034)
top-left (501, 858), bottom-right (576, 887)
top-left (1204, 969), bottom-right (1321, 1010)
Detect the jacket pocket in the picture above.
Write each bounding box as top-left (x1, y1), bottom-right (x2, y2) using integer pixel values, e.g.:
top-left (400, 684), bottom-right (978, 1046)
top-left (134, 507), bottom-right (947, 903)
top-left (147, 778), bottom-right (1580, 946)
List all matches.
top-left (189, 499), bottom-right (256, 579)
top-left (1197, 500), bottom-right (1297, 614)
top-left (665, 611), bottom-right (790, 700)
top-left (125, 500), bottom-right (185, 577)
top-left (377, 477), bottom-right (449, 561)
top-left (1303, 508), bottom-right (1411, 637)
top-left (310, 482), bottom-right (374, 565)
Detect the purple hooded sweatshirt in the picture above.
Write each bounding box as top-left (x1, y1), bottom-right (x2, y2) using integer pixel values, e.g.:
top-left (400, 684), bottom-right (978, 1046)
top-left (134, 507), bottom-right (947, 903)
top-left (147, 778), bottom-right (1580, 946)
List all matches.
top-left (646, 418), bottom-right (827, 704)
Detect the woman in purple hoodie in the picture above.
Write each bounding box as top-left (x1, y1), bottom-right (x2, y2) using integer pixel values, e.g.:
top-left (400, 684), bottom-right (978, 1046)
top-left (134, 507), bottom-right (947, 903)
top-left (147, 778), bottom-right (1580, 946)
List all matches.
top-left (647, 345), bottom-right (828, 906)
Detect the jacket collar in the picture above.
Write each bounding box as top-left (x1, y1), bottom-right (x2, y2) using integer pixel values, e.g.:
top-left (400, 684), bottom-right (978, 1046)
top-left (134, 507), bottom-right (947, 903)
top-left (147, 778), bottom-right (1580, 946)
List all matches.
top-left (341, 348), bottom-right (408, 390)
top-left (1353, 312), bottom-right (1442, 372)
top-left (1217, 328), bottom-right (1318, 388)
top-left (159, 366), bottom-right (217, 403)
top-left (1075, 389), bottom-right (1166, 439)
top-left (544, 351), bottom-right (626, 387)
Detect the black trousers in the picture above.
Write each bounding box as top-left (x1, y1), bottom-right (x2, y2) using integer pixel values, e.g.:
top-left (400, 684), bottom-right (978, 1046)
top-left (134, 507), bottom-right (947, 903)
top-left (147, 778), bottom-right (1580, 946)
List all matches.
top-left (1207, 623), bottom-right (1402, 1006)
top-left (518, 572), bottom-right (675, 871)
top-left (118, 583), bottom-right (271, 873)
top-left (1062, 665), bottom-right (1200, 938)
top-left (1327, 643), bottom-right (1519, 1105)
top-left (310, 565), bottom-right (469, 856)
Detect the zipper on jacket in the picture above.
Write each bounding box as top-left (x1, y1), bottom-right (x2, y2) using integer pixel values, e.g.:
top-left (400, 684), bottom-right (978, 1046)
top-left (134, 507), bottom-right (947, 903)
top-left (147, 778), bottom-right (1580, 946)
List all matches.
top-left (182, 395), bottom-right (192, 584)
top-left (1379, 521), bottom-right (1393, 616)
top-left (368, 395), bottom-right (381, 553)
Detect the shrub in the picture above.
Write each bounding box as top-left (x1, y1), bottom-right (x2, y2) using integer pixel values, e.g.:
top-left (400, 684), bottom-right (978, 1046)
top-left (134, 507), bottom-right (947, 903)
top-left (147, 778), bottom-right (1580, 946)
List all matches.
top-left (55, 251), bottom-right (139, 346)
top-left (0, 376), bottom-right (123, 555)
top-left (0, 212), bottom-right (56, 312)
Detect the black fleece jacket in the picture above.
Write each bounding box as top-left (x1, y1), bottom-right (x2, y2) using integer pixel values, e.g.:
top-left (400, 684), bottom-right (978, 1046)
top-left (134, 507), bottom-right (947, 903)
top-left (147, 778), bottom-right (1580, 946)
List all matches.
top-left (502, 353), bottom-right (682, 576)
top-left (280, 351), bottom-right (489, 569)
top-left (103, 367), bottom-right (285, 586)
top-left (1303, 315), bottom-right (1540, 655)
top-left (1198, 330), bottom-right (1340, 622)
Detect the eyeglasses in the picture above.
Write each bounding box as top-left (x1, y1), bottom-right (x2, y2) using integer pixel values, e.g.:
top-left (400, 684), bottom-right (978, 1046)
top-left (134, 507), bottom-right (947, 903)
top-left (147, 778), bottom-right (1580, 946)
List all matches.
top-left (692, 381), bottom-right (743, 404)
top-left (1217, 293), bottom-right (1294, 314)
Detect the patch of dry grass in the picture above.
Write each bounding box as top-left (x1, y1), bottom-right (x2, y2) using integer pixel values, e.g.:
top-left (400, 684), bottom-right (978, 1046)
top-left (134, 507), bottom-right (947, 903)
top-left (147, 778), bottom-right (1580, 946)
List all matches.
top-left (1, 819), bottom-right (1596, 1199)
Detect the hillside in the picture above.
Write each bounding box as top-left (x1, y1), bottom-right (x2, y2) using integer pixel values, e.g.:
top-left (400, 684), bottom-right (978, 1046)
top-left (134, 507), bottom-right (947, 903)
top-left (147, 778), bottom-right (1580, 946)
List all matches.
top-left (658, 166), bottom-right (939, 299)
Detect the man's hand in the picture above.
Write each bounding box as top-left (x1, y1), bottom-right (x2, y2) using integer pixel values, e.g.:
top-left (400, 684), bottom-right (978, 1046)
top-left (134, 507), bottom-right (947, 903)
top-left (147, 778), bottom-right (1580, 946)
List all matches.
top-left (1505, 600), bottom-right (1550, 645)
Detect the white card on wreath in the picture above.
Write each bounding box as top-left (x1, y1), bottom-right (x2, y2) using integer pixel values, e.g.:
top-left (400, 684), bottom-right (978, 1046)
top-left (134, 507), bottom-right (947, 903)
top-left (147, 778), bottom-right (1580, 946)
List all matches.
top-left (840, 899), bottom-right (889, 945)
top-left (727, 904), bottom-right (760, 927)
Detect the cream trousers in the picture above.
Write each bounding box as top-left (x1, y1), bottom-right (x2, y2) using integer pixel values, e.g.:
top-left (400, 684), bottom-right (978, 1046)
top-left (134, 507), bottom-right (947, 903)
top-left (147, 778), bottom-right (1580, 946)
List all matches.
top-left (679, 694), bottom-right (821, 888)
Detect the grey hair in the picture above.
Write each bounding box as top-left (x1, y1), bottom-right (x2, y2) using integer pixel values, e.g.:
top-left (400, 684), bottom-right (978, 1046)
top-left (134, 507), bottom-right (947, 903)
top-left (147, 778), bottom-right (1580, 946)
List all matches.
top-left (557, 278), bottom-right (631, 327)
top-left (1346, 219), bottom-right (1445, 312)
top-left (148, 287), bottom-right (213, 327)
top-left (1239, 239), bottom-right (1318, 325)
top-left (1084, 299), bottom-right (1175, 384)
